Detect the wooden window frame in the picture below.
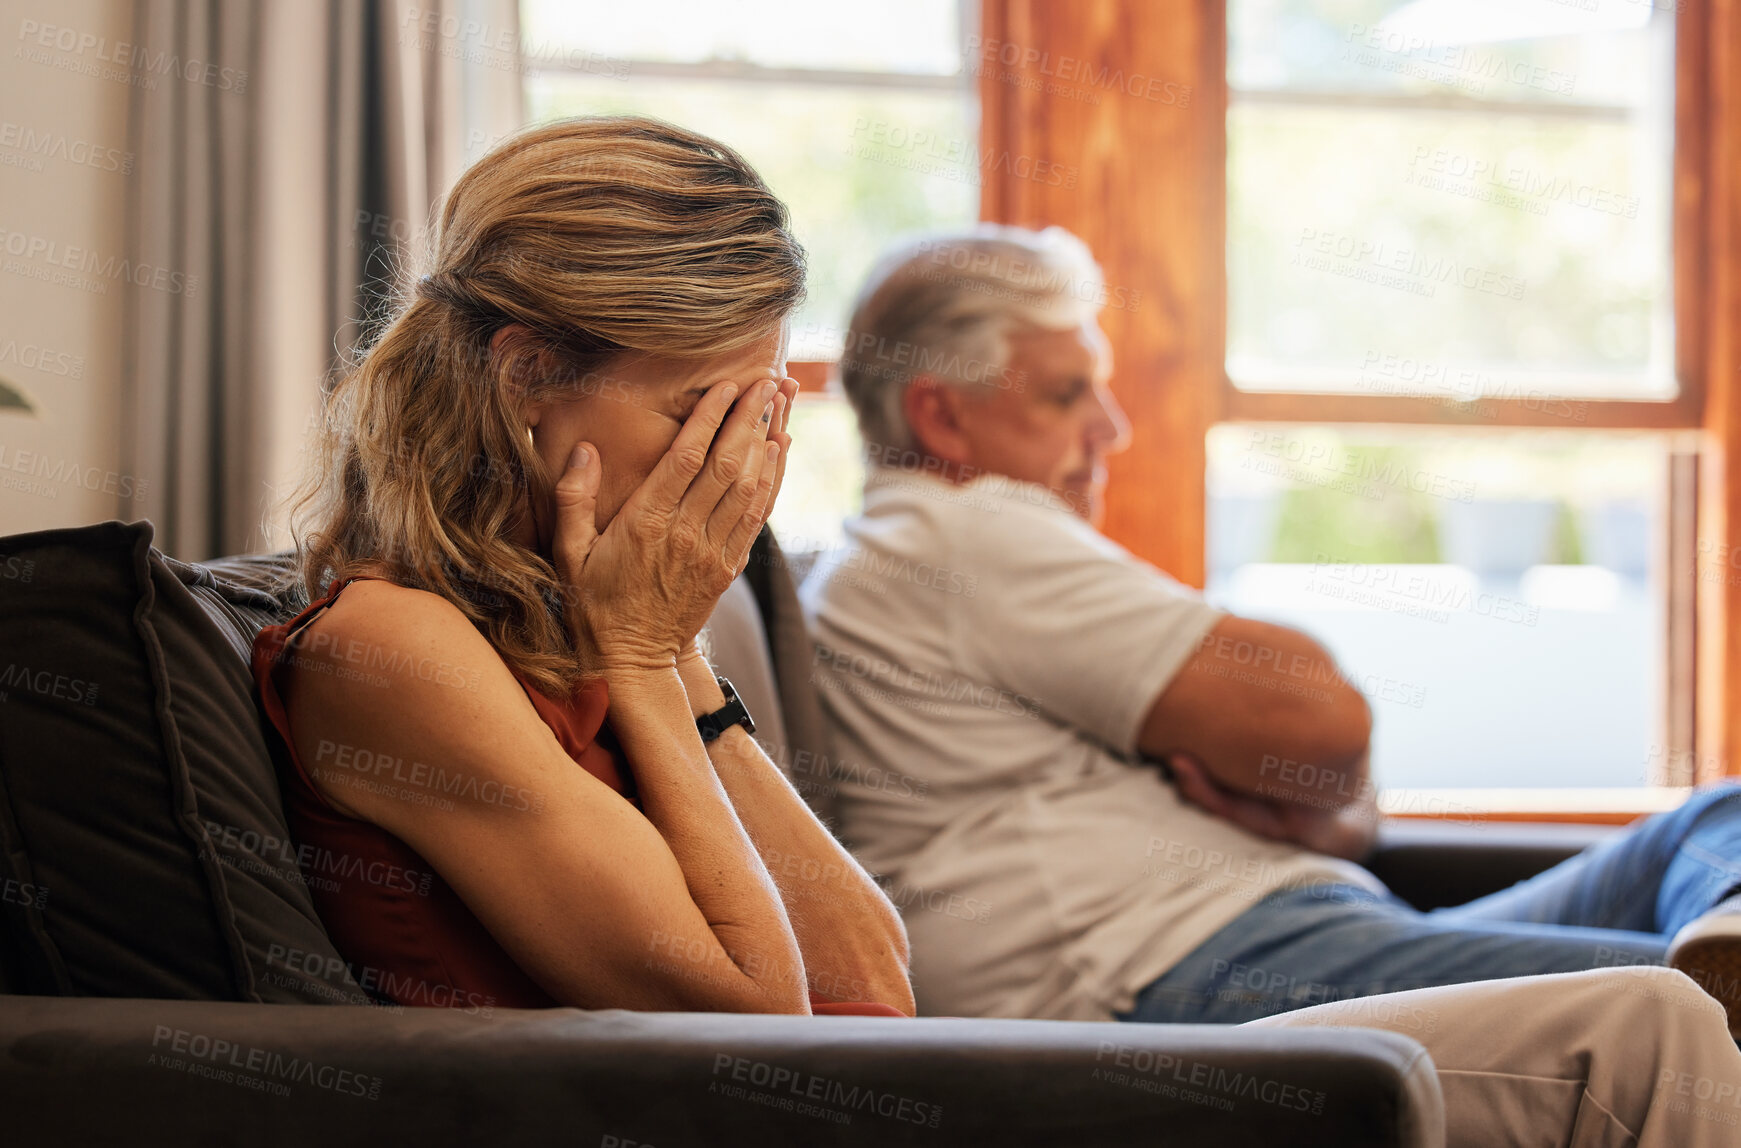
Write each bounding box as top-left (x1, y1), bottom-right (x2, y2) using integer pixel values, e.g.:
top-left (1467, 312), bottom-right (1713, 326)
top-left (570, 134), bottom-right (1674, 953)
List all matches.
top-left (977, 0), bottom-right (1741, 820)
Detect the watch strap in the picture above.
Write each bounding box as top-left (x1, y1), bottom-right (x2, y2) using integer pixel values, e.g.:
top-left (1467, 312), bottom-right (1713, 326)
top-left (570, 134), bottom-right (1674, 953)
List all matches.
top-left (696, 675), bottom-right (756, 743)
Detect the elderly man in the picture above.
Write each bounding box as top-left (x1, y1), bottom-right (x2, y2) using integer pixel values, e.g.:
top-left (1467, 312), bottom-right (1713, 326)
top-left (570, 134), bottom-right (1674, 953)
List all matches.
top-left (799, 224), bottom-right (1741, 1038)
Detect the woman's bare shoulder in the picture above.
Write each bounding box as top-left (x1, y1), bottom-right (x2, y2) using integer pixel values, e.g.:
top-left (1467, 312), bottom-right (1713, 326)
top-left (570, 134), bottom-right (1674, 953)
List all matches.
top-left (306, 577), bottom-right (484, 647)
top-left (286, 578), bottom-right (514, 716)
top-left (280, 578), bottom-right (555, 822)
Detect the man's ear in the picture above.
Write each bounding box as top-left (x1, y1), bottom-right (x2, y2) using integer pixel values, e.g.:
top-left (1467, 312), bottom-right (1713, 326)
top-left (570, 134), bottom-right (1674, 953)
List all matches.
top-left (902, 376), bottom-right (975, 467)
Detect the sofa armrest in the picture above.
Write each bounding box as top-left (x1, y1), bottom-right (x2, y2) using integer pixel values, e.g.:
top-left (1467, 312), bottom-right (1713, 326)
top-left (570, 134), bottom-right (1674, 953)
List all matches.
top-left (1366, 819), bottom-right (1619, 910)
top-left (0, 996), bottom-right (1443, 1147)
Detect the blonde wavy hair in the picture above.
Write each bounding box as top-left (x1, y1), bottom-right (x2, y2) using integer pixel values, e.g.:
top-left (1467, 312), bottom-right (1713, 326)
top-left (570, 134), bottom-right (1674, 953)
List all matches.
top-left (285, 116), bottom-right (805, 698)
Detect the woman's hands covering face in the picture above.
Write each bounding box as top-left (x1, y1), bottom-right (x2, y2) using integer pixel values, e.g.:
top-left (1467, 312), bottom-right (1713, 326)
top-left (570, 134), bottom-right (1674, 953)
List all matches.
top-left (551, 374), bottom-right (797, 675)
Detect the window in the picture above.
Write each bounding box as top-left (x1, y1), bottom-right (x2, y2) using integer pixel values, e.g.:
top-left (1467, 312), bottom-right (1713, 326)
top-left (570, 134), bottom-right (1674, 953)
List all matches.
top-left (1216, 0), bottom-right (1688, 798)
top-left (519, 0), bottom-right (982, 547)
top-left (1206, 426), bottom-right (1675, 791)
top-left (1227, 0), bottom-right (1677, 402)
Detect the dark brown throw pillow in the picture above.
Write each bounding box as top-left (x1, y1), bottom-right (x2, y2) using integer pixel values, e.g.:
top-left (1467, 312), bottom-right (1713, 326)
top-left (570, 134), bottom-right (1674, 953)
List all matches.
top-left (0, 519), bottom-right (366, 1004)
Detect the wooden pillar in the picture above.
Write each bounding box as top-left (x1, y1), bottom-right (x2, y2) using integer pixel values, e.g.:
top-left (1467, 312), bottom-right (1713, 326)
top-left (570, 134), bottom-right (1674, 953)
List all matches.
top-left (1696, 0), bottom-right (1741, 780)
top-left (978, 0), bottom-right (1224, 586)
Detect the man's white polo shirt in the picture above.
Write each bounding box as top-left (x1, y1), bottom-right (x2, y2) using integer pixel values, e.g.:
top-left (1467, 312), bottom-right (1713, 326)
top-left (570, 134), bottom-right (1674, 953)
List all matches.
top-left (799, 466), bottom-right (1385, 1021)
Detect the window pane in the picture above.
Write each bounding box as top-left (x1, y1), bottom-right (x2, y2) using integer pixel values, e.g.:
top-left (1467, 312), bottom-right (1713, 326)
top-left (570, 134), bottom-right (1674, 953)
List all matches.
top-left (1206, 427), bottom-right (1666, 789)
top-left (521, 0), bottom-right (965, 75)
top-left (1226, 0), bottom-right (1675, 399)
top-left (1230, 0), bottom-right (1663, 106)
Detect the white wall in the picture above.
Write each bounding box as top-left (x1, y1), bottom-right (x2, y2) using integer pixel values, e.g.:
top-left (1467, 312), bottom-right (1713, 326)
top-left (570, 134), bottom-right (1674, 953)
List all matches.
top-left (0, 0), bottom-right (134, 535)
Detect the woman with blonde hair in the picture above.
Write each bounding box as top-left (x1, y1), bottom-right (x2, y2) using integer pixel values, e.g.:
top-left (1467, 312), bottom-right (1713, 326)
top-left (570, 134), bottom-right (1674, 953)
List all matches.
top-left (255, 115), bottom-right (913, 1015)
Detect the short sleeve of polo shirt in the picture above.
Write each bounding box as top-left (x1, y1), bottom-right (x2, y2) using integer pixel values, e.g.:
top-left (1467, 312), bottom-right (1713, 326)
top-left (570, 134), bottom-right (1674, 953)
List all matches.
top-left (947, 493), bottom-right (1227, 758)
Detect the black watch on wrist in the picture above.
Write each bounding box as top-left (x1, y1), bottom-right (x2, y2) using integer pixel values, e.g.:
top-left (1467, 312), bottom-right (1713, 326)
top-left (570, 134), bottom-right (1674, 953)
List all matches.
top-left (696, 675), bottom-right (756, 744)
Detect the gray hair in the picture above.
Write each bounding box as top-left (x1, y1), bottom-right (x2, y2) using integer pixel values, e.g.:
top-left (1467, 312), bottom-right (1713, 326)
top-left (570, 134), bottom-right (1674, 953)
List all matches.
top-left (839, 224), bottom-right (1106, 456)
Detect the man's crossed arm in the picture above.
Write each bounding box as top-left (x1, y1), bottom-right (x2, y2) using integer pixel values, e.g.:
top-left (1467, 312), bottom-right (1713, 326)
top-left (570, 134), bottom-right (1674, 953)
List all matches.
top-left (1138, 615), bottom-right (1379, 861)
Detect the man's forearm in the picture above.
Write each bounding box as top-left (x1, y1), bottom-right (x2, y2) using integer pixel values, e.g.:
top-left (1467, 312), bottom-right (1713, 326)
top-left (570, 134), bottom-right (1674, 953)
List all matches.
top-left (1165, 747), bottom-right (1380, 863)
top-left (1287, 749), bottom-right (1380, 861)
top-left (1244, 724), bottom-right (1375, 812)
top-left (1142, 616), bottom-right (1375, 808)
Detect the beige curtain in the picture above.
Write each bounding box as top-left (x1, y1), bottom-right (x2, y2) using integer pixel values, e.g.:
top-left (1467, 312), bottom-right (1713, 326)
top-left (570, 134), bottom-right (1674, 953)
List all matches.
top-left (120, 0), bottom-right (524, 562)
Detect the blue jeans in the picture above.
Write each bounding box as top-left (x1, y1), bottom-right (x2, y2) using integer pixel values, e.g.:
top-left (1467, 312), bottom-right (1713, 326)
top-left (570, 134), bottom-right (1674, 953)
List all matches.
top-left (1121, 782), bottom-right (1741, 1024)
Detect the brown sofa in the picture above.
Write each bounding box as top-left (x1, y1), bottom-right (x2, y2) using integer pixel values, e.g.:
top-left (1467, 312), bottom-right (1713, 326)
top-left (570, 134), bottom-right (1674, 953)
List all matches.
top-left (0, 517), bottom-right (1606, 1146)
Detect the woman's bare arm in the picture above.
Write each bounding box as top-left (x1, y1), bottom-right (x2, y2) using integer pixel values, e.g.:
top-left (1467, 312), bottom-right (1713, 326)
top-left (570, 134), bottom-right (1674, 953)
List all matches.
top-left (659, 376), bottom-right (911, 1012)
top-left (285, 580), bottom-right (811, 1014)
top-left (675, 652), bottom-right (914, 1014)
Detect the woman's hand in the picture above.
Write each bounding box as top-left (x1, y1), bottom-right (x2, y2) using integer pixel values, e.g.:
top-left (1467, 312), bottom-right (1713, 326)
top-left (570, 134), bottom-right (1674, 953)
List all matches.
top-left (551, 378), bottom-right (791, 675)
top-left (672, 374), bottom-right (797, 679)
top-left (764, 374), bottom-right (797, 508)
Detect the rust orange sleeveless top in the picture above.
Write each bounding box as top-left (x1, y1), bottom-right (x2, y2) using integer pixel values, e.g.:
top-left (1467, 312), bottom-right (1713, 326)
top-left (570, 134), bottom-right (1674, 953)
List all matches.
top-left (251, 574), bottom-right (903, 1018)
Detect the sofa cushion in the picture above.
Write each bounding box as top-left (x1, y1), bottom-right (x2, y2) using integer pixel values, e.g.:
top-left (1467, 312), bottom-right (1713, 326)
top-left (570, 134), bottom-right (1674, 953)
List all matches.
top-left (703, 577), bottom-right (791, 769)
top-left (166, 549), bottom-right (306, 668)
top-left (0, 519), bottom-right (366, 1003)
top-left (744, 530), bottom-right (844, 828)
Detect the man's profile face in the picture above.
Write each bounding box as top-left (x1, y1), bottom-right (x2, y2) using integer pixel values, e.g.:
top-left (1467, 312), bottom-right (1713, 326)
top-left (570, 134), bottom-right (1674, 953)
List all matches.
top-left (955, 318), bottom-right (1131, 524)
